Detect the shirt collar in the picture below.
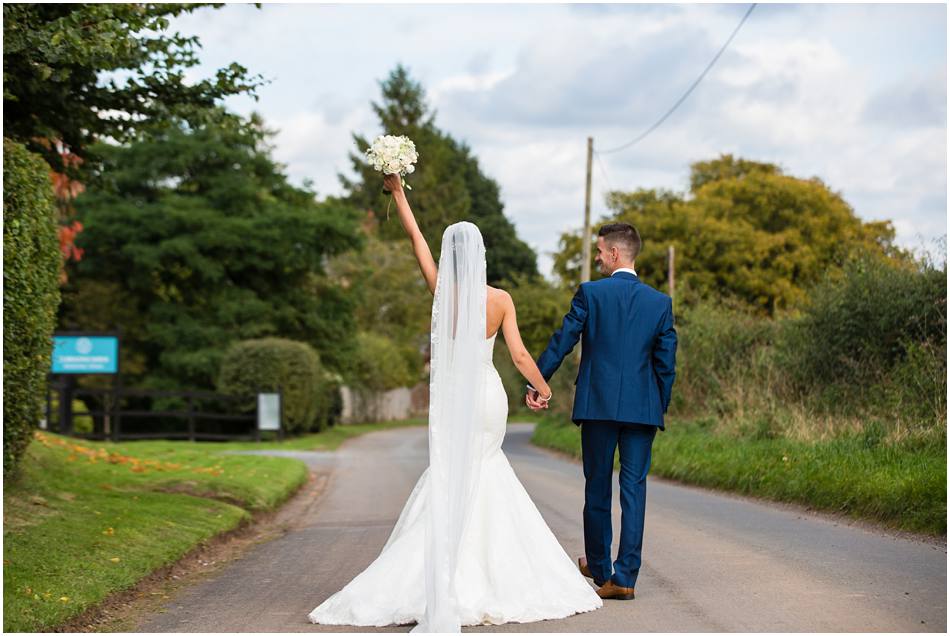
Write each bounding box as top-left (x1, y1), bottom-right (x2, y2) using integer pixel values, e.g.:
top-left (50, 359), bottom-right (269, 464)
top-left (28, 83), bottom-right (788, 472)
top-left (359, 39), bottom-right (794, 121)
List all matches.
top-left (612, 267), bottom-right (637, 277)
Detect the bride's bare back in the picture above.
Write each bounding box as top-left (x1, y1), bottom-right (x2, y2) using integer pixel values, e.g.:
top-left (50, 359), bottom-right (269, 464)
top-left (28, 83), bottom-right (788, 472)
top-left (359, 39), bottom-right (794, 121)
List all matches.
top-left (486, 286), bottom-right (507, 338)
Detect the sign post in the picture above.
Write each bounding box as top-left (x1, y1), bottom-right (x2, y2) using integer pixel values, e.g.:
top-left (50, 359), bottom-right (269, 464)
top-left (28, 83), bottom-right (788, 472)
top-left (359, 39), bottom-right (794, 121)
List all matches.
top-left (257, 389), bottom-right (283, 441)
top-left (50, 332), bottom-right (120, 436)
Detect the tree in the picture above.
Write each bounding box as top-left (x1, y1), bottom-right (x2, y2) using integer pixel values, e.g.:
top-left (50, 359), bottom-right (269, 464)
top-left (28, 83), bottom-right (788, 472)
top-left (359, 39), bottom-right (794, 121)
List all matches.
top-left (3, 3), bottom-right (262, 176)
top-left (688, 154), bottom-right (781, 192)
top-left (4, 3), bottom-right (263, 287)
top-left (342, 65), bottom-right (539, 284)
top-left (326, 215), bottom-right (432, 383)
top-left (58, 112), bottom-right (361, 392)
top-left (503, 274), bottom-right (574, 356)
top-left (553, 155), bottom-right (901, 315)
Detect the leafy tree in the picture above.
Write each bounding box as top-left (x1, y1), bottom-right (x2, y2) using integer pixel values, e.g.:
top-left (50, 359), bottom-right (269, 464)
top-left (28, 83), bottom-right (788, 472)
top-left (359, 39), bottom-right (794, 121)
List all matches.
top-left (58, 112), bottom-right (361, 391)
top-left (5, 3), bottom-right (263, 287)
top-left (350, 332), bottom-right (417, 392)
top-left (688, 154), bottom-right (780, 192)
top-left (342, 65), bottom-right (538, 284)
top-left (553, 188), bottom-right (681, 286)
top-left (554, 155), bottom-right (902, 314)
top-left (503, 274), bottom-right (574, 356)
top-left (327, 216), bottom-right (431, 377)
top-left (3, 3), bottom-right (262, 176)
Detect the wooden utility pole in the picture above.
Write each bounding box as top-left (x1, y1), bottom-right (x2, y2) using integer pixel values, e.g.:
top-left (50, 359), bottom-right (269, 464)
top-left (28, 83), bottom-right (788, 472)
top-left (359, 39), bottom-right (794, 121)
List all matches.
top-left (668, 244), bottom-right (676, 300)
top-left (581, 137), bottom-right (593, 283)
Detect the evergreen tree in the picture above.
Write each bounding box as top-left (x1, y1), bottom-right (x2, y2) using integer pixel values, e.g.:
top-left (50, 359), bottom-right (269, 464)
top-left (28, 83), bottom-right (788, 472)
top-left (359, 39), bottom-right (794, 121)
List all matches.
top-left (59, 111), bottom-right (361, 391)
top-left (342, 65), bottom-right (538, 284)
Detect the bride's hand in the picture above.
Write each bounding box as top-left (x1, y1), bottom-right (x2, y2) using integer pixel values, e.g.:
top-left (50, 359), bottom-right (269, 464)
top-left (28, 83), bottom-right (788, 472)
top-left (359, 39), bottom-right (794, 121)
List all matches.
top-left (383, 173), bottom-right (403, 195)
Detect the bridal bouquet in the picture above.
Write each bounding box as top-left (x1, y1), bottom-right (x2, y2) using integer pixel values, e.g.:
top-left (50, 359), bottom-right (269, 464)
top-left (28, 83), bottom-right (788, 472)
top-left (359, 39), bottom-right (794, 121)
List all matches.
top-left (366, 134), bottom-right (417, 192)
top-left (366, 134), bottom-right (418, 219)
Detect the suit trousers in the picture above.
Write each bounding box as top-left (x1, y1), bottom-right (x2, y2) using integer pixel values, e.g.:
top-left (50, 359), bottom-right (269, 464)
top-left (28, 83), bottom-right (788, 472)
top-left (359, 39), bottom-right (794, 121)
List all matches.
top-left (581, 420), bottom-right (657, 589)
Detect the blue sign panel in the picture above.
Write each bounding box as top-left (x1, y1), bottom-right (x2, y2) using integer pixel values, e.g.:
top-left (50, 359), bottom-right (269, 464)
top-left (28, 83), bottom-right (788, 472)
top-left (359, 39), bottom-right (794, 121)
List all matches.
top-left (52, 336), bottom-right (118, 374)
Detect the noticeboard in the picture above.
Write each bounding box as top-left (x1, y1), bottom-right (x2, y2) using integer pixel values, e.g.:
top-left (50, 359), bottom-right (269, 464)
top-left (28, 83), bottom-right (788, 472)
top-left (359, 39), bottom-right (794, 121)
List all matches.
top-left (257, 393), bottom-right (281, 431)
top-left (51, 334), bottom-right (119, 374)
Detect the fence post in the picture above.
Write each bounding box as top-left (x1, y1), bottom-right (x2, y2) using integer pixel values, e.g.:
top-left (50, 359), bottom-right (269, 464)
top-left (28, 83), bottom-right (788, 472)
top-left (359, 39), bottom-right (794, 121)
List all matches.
top-left (112, 375), bottom-right (122, 442)
top-left (62, 375), bottom-right (75, 436)
top-left (278, 385), bottom-right (284, 441)
top-left (187, 394), bottom-right (196, 442)
top-left (254, 389), bottom-right (261, 442)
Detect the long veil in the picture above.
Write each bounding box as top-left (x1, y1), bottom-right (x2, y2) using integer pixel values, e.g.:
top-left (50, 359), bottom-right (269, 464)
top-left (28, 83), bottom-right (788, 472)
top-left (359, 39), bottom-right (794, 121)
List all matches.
top-left (412, 222), bottom-right (488, 633)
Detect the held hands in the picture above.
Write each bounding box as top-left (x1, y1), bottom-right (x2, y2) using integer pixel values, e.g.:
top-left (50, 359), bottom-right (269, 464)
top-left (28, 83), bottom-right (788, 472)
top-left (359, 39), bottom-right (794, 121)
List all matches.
top-left (525, 387), bottom-right (552, 412)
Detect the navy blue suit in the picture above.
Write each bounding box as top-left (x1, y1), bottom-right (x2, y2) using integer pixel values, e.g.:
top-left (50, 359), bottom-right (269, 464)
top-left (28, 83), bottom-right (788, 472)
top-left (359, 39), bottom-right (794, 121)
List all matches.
top-left (536, 270), bottom-right (677, 589)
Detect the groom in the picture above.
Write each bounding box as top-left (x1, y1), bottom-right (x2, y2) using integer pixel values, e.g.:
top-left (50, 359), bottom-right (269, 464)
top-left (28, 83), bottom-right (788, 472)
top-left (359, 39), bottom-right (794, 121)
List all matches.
top-left (527, 223), bottom-right (677, 601)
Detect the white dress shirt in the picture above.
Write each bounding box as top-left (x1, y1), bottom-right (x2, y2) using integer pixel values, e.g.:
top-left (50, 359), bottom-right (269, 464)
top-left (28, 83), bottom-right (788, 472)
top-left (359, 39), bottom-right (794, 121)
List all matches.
top-left (612, 267), bottom-right (637, 276)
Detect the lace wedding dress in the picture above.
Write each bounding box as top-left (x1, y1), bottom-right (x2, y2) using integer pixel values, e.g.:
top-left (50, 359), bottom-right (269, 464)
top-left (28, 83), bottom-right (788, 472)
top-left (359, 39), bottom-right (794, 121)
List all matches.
top-left (308, 222), bottom-right (601, 630)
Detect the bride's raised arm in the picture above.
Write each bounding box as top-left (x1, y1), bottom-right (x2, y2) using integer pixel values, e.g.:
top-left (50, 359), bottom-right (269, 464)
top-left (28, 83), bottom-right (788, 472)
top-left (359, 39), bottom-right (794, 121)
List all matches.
top-left (384, 173), bottom-right (437, 294)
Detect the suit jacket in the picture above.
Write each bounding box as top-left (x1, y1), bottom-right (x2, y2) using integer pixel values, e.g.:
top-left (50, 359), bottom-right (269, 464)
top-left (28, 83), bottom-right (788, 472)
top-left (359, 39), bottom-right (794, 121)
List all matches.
top-left (536, 271), bottom-right (677, 429)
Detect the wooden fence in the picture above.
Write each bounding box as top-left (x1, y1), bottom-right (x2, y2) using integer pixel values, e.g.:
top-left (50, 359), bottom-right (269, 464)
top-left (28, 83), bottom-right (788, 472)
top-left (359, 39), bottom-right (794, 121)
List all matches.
top-left (44, 379), bottom-right (282, 442)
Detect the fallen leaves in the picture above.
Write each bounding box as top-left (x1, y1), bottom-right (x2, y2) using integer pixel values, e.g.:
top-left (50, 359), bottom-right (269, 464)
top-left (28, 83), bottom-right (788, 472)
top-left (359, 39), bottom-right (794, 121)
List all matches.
top-left (34, 432), bottom-right (225, 477)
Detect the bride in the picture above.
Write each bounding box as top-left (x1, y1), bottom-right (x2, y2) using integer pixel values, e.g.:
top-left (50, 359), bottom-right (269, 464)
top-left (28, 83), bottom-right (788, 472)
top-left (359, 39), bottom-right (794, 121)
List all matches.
top-left (308, 173), bottom-right (601, 631)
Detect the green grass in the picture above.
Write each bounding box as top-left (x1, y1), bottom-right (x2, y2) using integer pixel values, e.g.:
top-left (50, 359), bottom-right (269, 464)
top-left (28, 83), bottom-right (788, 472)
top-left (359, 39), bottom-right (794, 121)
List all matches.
top-left (532, 416), bottom-right (947, 536)
top-left (2, 418), bottom-right (424, 632)
top-left (200, 417), bottom-right (427, 452)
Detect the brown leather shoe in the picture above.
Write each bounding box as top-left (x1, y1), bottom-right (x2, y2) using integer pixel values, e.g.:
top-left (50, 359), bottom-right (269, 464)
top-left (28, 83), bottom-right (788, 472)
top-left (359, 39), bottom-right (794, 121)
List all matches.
top-left (578, 556), bottom-right (593, 579)
top-left (597, 580), bottom-right (636, 600)
top-left (578, 557), bottom-right (609, 586)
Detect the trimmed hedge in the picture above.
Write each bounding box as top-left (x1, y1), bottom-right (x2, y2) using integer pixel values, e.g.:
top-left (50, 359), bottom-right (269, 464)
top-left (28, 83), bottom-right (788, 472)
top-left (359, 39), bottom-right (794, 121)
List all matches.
top-left (3, 139), bottom-right (61, 476)
top-left (216, 337), bottom-right (334, 434)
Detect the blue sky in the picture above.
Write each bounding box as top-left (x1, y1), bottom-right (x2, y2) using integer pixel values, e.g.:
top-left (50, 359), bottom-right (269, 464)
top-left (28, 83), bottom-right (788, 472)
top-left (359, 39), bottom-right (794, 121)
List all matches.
top-left (169, 2), bottom-right (947, 276)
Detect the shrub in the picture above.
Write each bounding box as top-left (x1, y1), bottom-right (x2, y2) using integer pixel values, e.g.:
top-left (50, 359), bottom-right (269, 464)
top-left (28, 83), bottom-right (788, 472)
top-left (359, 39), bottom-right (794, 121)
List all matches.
top-left (217, 337), bottom-right (331, 434)
top-left (3, 139), bottom-right (61, 476)
top-left (672, 299), bottom-right (777, 416)
top-left (779, 253), bottom-right (946, 423)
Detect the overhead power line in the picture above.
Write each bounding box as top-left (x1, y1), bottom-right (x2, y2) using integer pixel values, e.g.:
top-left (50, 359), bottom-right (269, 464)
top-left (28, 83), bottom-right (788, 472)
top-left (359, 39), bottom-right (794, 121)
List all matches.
top-left (593, 150), bottom-right (614, 194)
top-left (599, 3), bottom-right (757, 155)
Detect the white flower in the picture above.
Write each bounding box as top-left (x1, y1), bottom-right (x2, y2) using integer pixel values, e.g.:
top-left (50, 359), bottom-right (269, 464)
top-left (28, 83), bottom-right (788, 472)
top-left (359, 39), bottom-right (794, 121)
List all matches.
top-left (366, 135), bottom-right (419, 181)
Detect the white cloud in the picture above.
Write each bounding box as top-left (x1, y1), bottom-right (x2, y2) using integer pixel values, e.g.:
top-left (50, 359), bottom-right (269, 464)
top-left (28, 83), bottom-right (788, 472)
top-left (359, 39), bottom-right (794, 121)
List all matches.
top-left (168, 3), bottom-right (947, 276)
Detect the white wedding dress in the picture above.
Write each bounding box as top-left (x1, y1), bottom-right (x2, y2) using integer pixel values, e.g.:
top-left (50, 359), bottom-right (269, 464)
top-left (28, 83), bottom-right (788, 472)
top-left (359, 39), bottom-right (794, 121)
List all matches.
top-left (308, 332), bottom-right (602, 628)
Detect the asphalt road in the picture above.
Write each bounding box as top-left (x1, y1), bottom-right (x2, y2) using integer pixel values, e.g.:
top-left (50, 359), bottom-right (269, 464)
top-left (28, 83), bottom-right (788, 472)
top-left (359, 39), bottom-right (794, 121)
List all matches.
top-left (136, 424), bottom-right (947, 632)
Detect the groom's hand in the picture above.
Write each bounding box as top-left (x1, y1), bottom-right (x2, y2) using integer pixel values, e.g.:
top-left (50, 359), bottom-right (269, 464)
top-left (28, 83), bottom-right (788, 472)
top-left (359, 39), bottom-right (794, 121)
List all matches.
top-left (525, 388), bottom-right (544, 411)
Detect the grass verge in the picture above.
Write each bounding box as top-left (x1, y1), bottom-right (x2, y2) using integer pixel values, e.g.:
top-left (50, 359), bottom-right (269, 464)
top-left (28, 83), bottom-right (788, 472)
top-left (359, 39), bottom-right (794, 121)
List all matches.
top-left (2, 418), bottom-right (424, 632)
top-left (532, 416), bottom-right (946, 536)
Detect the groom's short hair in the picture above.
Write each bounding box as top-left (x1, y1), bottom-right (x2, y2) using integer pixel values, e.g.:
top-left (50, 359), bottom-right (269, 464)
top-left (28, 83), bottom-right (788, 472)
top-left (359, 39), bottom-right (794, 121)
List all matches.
top-left (598, 223), bottom-right (641, 260)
